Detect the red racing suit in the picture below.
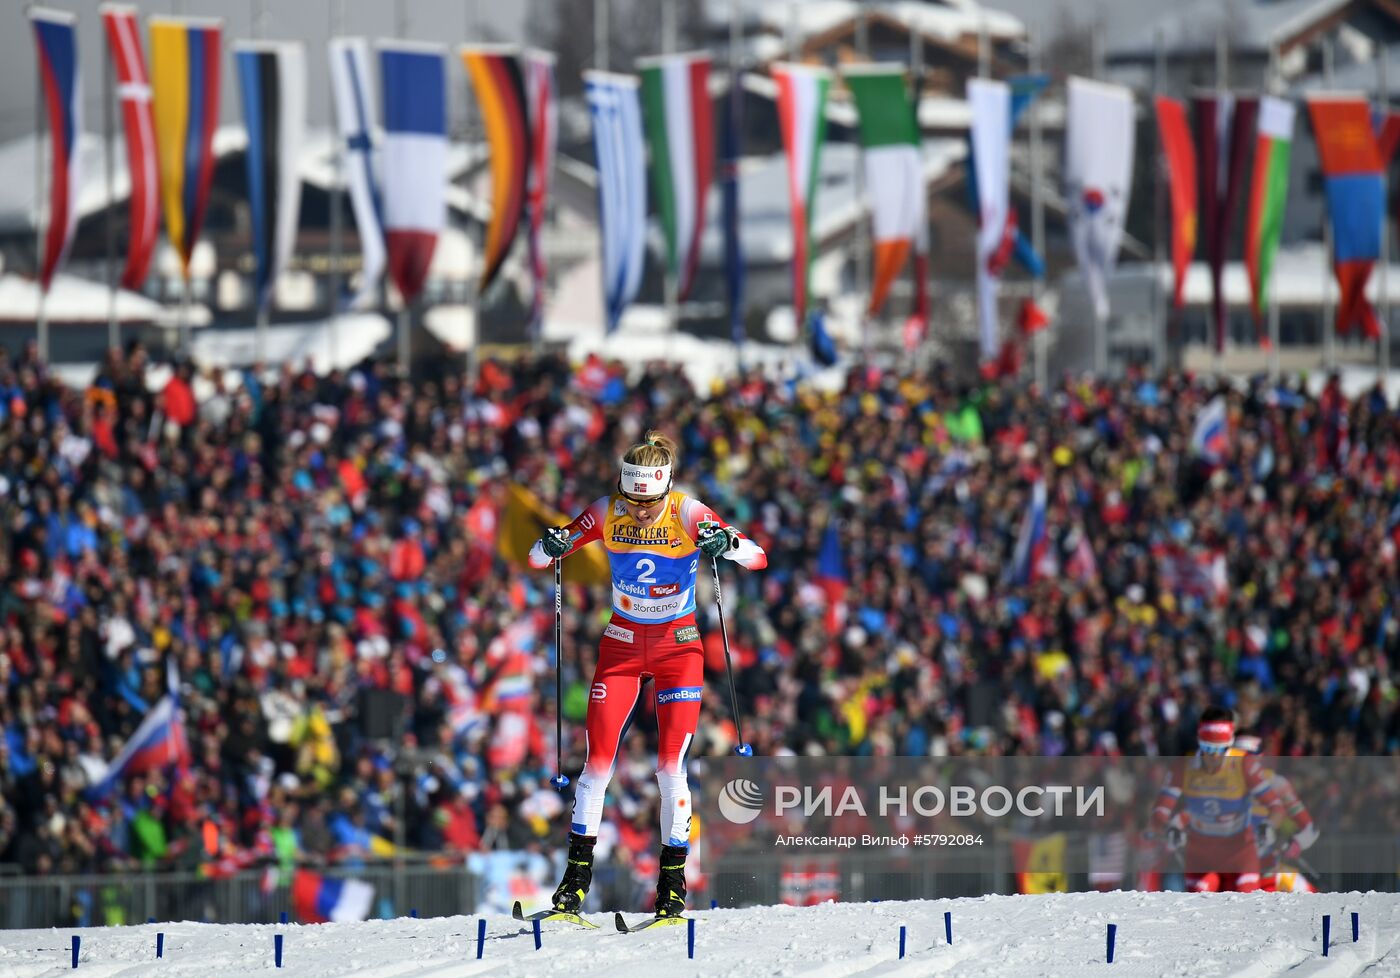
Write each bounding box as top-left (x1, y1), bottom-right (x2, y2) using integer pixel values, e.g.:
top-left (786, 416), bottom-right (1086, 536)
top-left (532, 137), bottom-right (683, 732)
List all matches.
top-left (529, 490), bottom-right (765, 848)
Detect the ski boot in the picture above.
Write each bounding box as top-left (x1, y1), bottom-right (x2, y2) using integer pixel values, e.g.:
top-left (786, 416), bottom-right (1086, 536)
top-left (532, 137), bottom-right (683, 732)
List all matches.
top-left (551, 833), bottom-right (596, 913)
top-left (653, 844), bottom-right (688, 918)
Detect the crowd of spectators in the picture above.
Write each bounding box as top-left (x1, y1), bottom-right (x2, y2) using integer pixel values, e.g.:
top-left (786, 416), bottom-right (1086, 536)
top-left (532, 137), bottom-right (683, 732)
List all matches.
top-left (0, 338), bottom-right (1396, 890)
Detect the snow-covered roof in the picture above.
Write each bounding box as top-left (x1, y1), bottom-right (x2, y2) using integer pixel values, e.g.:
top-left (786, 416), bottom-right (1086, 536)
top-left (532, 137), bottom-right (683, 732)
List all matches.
top-left (723, 0), bottom-right (1023, 44)
top-left (189, 313), bottom-right (390, 375)
top-left (0, 272), bottom-right (165, 323)
top-left (1106, 0), bottom-right (1349, 60)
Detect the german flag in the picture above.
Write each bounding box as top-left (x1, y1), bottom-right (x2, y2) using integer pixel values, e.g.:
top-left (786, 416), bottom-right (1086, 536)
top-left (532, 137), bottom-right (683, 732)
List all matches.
top-left (461, 46), bottom-right (531, 293)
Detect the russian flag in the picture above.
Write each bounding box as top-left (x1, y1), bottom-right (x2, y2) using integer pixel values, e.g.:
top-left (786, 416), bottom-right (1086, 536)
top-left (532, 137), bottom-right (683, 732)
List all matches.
top-left (1010, 480), bottom-right (1055, 585)
top-left (379, 42), bottom-right (446, 305)
top-left (291, 868), bottom-right (374, 924)
top-left (30, 8), bottom-right (81, 292)
top-left (87, 695), bottom-right (190, 799)
top-left (814, 522), bottom-right (849, 630)
top-left (1190, 396), bottom-right (1229, 465)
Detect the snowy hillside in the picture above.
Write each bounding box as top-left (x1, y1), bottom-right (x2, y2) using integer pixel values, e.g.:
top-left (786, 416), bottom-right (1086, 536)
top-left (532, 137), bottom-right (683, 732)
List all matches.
top-left (2, 892), bottom-right (1398, 977)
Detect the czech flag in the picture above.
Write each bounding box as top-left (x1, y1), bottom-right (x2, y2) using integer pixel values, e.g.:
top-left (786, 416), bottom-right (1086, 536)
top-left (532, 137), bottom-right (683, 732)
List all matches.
top-left (379, 42), bottom-right (447, 305)
top-left (150, 16), bottom-right (222, 280)
top-left (291, 868), bottom-right (374, 924)
top-left (86, 695), bottom-right (190, 799)
top-left (30, 8), bottom-right (81, 292)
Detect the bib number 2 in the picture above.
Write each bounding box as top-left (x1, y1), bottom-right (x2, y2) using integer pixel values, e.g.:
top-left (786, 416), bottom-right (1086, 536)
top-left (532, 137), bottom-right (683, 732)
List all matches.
top-left (636, 558), bottom-right (656, 583)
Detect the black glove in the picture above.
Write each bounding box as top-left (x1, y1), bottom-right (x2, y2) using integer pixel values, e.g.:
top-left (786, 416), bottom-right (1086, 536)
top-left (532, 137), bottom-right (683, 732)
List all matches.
top-left (1165, 826), bottom-right (1187, 852)
top-left (697, 521), bottom-right (737, 559)
top-left (539, 527), bottom-right (571, 560)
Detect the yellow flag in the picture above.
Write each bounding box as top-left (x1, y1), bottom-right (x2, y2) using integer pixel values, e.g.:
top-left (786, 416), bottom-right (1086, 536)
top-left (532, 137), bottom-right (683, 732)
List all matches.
top-left (1015, 834), bottom-right (1068, 894)
top-left (497, 483), bottom-right (612, 588)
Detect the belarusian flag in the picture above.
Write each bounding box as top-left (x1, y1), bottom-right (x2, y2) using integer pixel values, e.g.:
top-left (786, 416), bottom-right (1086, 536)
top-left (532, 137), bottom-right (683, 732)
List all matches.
top-left (844, 65), bottom-right (924, 316)
top-left (1244, 95), bottom-right (1294, 330)
top-left (638, 53), bottom-right (713, 300)
top-left (772, 62), bottom-right (830, 331)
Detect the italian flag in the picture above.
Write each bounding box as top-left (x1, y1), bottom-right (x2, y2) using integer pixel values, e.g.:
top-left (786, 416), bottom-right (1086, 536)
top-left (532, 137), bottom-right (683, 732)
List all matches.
top-left (1245, 95), bottom-right (1294, 329)
top-left (772, 63), bottom-right (830, 330)
top-left (639, 53), bottom-right (713, 300)
top-left (844, 65), bottom-right (924, 316)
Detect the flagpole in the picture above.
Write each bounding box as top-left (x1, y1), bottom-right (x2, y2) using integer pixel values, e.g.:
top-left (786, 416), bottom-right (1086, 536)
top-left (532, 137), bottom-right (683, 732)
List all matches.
top-left (1268, 43), bottom-right (1281, 381)
top-left (104, 20), bottom-right (119, 355)
top-left (465, 0), bottom-right (480, 392)
top-left (730, 0), bottom-right (743, 372)
top-left (1214, 24), bottom-right (1226, 374)
top-left (35, 37), bottom-right (48, 364)
top-left (1150, 27), bottom-right (1164, 379)
top-left (1323, 31), bottom-right (1335, 373)
top-left (328, 0), bottom-right (346, 371)
top-left (913, 14), bottom-right (931, 369)
top-left (1091, 24), bottom-right (1107, 376)
top-left (856, 3), bottom-right (870, 363)
top-left (1030, 26), bottom-right (1047, 391)
top-left (595, 0), bottom-right (608, 73)
top-left (395, 0), bottom-right (410, 378)
top-left (661, 0), bottom-right (679, 362)
top-left (1379, 47), bottom-right (1390, 382)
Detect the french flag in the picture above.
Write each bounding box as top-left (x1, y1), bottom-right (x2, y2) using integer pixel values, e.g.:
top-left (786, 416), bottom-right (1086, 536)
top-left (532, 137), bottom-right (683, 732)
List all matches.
top-left (30, 8), bottom-right (81, 292)
top-left (291, 868), bottom-right (374, 924)
top-left (87, 695), bottom-right (190, 799)
top-left (379, 42), bottom-right (446, 304)
top-left (1010, 480), bottom-right (1056, 585)
top-left (1191, 395), bottom-right (1229, 465)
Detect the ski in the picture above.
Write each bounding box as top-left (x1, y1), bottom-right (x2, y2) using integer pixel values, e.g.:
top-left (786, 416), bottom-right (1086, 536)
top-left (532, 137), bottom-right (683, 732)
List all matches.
top-left (614, 911), bottom-right (688, 933)
top-left (512, 900), bottom-right (600, 929)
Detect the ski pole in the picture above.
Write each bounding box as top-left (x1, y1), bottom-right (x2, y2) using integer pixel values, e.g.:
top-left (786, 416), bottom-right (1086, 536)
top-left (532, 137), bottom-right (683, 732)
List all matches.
top-left (550, 552), bottom-right (571, 791)
top-left (710, 555), bottom-right (752, 756)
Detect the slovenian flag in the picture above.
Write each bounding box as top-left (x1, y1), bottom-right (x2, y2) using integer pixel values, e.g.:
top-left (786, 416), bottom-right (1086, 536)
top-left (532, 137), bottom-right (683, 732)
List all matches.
top-left (772, 62), bottom-right (830, 334)
top-left (379, 42), bottom-right (447, 305)
top-left (1245, 96), bottom-right (1295, 336)
top-left (291, 868), bottom-right (374, 923)
top-left (30, 8), bottom-right (81, 293)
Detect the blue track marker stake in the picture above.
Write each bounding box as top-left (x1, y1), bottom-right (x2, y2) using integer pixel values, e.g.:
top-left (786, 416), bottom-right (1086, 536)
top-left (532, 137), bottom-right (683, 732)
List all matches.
top-left (688, 918), bottom-right (696, 959)
top-left (944, 910), bottom-right (953, 945)
top-left (279, 911), bottom-right (287, 925)
top-left (156, 932), bottom-right (164, 959)
top-left (1352, 912), bottom-right (1359, 943)
top-left (274, 933), bottom-right (283, 968)
top-left (532, 917), bottom-right (542, 950)
top-left (410, 908), bottom-right (418, 918)
top-left (476, 918), bottom-right (486, 959)
top-left (1322, 915), bottom-right (1331, 956)
top-left (899, 925), bottom-right (906, 959)
top-left (1107, 923), bottom-right (1117, 963)
top-left (710, 899), bottom-right (718, 910)
top-left (71, 935), bottom-right (79, 968)
top-left (147, 917), bottom-right (156, 924)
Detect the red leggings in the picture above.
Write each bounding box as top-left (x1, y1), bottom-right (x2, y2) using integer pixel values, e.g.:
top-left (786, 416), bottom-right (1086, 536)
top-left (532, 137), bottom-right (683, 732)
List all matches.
top-left (570, 615), bottom-right (704, 848)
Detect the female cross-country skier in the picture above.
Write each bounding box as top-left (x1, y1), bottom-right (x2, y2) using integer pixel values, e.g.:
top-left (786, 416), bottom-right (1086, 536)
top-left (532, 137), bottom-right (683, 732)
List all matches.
top-left (529, 431), bottom-right (766, 918)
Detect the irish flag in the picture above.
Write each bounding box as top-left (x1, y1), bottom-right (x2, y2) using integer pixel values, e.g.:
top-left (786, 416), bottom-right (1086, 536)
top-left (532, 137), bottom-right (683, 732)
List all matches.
top-left (772, 62), bottom-right (830, 331)
top-left (639, 53), bottom-right (713, 301)
top-left (1244, 95), bottom-right (1294, 329)
top-left (844, 65), bottom-right (924, 316)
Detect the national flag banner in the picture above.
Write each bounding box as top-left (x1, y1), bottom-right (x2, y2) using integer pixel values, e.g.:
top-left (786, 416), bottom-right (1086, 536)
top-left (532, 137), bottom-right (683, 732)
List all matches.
top-left (585, 71), bottom-right (647, 332)
top-left (966, 74), bottom-right (1050, 280)
top-left (1245, 96), bottom-right (1295, 337)
top-left (379, 41), bottom-right (447, 305)
top-left (30, 7), bottom-right (81, 293)
top-left (1191, 394), bottom-right (1229, 464)
top-left (1065, 77), bottom-right (1135, 322)
top-left (462, 45), bottom-right (531, 294)
top-left (969, 78), bottom-right (1011, 361)
top-left (150, 15), bottom-right (222, 280)
top-left (814, 520), bottom-right (849, 631)
top-left (523, 50), bottom-right (557, 337)
top-left (1193, 93), bottom-right (1258, 352)
top-left (1009, 479), bottom-right (1056, 585)
top-left (844, 65), bottom-right (924, 316)
top-left (638, 53), bottom-right (714, 301)
top-left (772, 62), bottom-right (830, 333)
top-left (101, 4), bottom-right (159, 291)
top-left (291, 868), bottom-right (374, 924)
top-left (235, 41), bottom-right (306, 312)
top-left (86, 695), bottom-right (190, 799)
top-left (497, 482), bottom-right (611, 587)
top-left (1155, 96), bottom-right (1197, 309)
top-left (721, 68), bottom-right (745, 349)
top-left (1014, 833), bottom-right (1068, 894)
top-left (329, 38), bottom-right (385, 310)
top-left (1306, 96), bottom-right (1383, 339)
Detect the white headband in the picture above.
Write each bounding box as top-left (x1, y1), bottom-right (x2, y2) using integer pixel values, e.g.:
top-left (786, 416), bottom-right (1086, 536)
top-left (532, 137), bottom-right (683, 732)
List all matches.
top-left (619, 460), bottom-right (672, 498)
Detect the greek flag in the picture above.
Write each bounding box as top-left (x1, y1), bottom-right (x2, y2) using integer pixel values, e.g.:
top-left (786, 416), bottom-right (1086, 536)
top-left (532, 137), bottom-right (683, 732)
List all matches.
top-left (585, 71), bottom-right (646, 333)
top-left (329, 37), bottom-right (385, 309)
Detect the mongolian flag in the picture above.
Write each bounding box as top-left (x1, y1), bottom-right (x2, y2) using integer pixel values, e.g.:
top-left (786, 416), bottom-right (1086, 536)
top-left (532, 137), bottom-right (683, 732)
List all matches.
top-left (772, 62), bottom-right (830, 334)
top-left (379, 42), bottom-right (447, 305)
top-left (1193, 94), bottom-right (1257, 352)
top-left (101, 4), bottom-right (159, 291)
top-left (235, 41), bottom-right (306, 312)
top-left (462, 46), bottom-right (531, 294)
top-left (1244, 96), bottom-right (1295, 338)
top-left (639, 53), bottom-right (714, 301)
top-left (1306, 96), bottom-right (1383, 339)
top-left (1155, 96), bottom-right (1197, 310)
top-left (523, 50), bottom-right (557, 337)
top-left (150, 16), bottom-right (222, 281)
top-left (30, 7), bottom-right (81, 293)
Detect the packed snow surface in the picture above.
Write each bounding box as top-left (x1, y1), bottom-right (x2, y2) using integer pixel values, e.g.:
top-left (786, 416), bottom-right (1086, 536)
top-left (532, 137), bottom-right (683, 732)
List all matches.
top-left (3, 891), bottom-right (1399, 977)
